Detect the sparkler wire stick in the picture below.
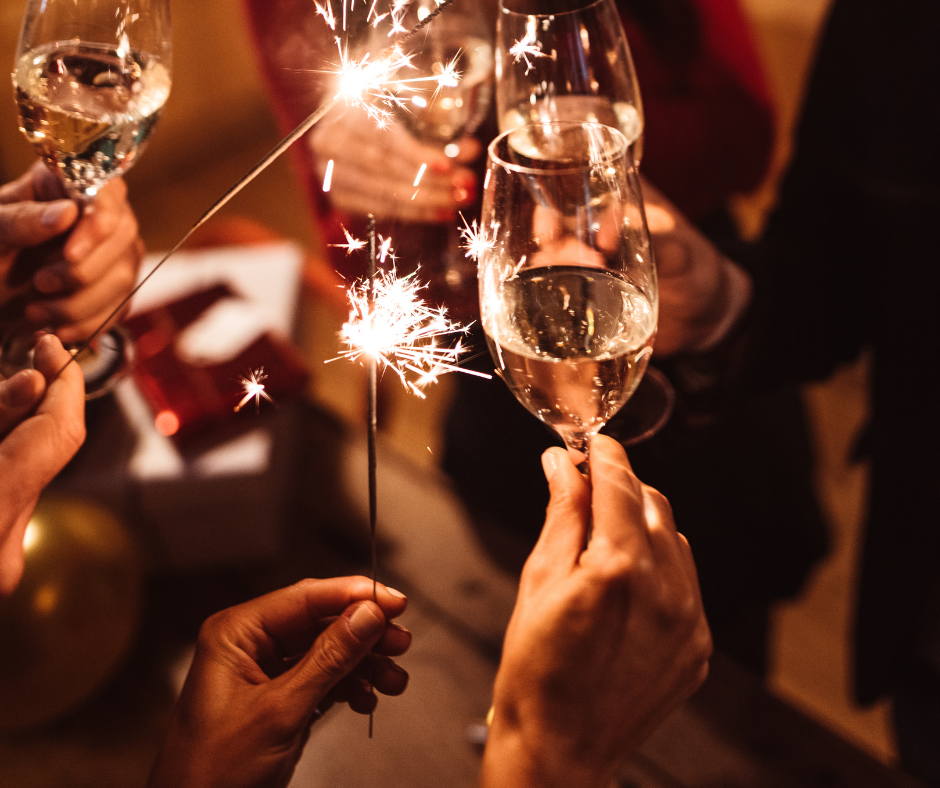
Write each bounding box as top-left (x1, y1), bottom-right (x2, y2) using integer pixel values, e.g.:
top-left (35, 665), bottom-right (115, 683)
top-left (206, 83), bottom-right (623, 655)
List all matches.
top-left (54, 0), bottom-right (459, 381)
top-left (366, 213), bottom-right (378, 739)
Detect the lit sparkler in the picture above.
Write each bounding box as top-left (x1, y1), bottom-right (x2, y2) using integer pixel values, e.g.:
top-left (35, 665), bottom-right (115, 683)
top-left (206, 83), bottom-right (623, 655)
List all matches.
top-left (332, 265), bottom-right (490, 398)
top-left (234, 368), bottom-right (275, 412)
top-left (510, 17), bottom-right (546, 74)
top-left (459, 214), bottom-right (497, 261)
top-left (331, 224), bottom-right (369, 254)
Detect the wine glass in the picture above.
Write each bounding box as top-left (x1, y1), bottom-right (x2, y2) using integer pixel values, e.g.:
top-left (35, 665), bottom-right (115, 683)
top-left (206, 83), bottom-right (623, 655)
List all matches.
top-left (478, 121), bottom-right (657, 468)
top-left (14, 0), bottom-right (172, 201)
top-left (495, 0), bottom-right (644, 164)
top-left (391, 0), bottom-right (494, 295)
top-left (3, 0), bottom-right (172, 393)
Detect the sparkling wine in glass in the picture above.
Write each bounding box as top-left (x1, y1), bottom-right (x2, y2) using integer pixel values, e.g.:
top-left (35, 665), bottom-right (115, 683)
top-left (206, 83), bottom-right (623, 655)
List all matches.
top-left (389, 0), bottom-right (494, 296)
top-left (394, 1), bottom-right (493, 146)
top-left (478, 121), bottom-right (657, 466)
top-left (496, 0), bottom-right (644, 163)
top-left (3, 0), bottom-right (171, 393)
top-left (14, 0), bottom-right (172, 201)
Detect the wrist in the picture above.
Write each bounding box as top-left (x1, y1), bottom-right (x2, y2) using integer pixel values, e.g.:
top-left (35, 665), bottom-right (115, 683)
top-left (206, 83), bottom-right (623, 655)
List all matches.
top-left (481, 709), bottom-right (613, 788)
top-left (689, 254), bottom-right (752, 353)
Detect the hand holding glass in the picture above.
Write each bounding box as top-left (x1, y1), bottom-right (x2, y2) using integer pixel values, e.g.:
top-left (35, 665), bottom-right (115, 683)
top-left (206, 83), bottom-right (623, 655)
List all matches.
top-left (478, 122), bottom-right (657, 465)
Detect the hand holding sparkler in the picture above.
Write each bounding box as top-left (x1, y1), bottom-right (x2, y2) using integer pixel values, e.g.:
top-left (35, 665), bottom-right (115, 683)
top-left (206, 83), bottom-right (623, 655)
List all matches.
top-left (147, 577), bottom-right (411, 788)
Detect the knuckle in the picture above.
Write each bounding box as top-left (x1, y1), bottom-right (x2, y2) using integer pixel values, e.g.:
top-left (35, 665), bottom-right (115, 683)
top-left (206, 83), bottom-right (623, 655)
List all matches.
top-left (310, 635), bottom-right (354, 682)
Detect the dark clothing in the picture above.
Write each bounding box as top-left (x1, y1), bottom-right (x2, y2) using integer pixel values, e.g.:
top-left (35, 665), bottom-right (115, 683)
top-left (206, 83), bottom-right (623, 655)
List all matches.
top-left (748, 0), bottom-right (940, 709)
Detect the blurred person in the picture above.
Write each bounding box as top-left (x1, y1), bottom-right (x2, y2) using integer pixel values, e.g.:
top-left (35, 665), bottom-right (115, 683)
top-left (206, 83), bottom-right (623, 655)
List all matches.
top-left (147, 436), bottom-right (711, 788)
top-left (630, 0), bottom-right (940, 781)
top-left (242, 0), bottom-right (813, 678)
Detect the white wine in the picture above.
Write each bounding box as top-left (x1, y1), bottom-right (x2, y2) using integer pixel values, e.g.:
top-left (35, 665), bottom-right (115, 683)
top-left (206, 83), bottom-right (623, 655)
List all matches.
top-left (14, 41), bottom-right (171, 197)
top-left (395, 34), bottom-right (492, 144)
top-left (484, 265), bottom-right (655, 440)
top-left (501, 95), bottom-right (643, 162)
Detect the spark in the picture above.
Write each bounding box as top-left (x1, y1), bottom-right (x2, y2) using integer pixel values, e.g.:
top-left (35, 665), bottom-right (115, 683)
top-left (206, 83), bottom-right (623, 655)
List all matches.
top-left (331, 268), bottom-right (490, 397)
top-left (434, 52), bottom-right (461, 91)
top-left (377, 234), bottom-right (395, 262)
top-left (459, 214), bottom-right (497, 260)
top-left (328, 40), bottom-right (462, 129)
top-left (330, 224), bottom-right (368, 254)
top-left (315, 0), bottom-right (336, 30)
top-left (235, 368), bottom-right (275, 412)
top-left (510, 17), bottom-right (547, 74)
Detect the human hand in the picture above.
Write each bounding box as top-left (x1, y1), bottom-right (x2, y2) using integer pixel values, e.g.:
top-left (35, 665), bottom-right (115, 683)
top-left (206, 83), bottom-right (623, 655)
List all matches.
top-left (0, 334), bottom-right (85, 595)
top-left (643, 178), bottom-right (751, 356)
top-left (310, 103), bottom-right (480, 223)
top-left (0, 162), bottom-right (144, 344)
top-left (481, 435), bottom-right (711, 788)
top-left (148, 577), bottom-right (411, 788)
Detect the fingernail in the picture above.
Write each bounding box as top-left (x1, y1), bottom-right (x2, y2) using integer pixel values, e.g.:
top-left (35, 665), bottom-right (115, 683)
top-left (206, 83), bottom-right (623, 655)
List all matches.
top-left (41, 201), bottom-right (71, 227)
top-left (430, 159), bottom-right (453, 175)
top-left (541, 450), bottom-right (560, 482)
top-left (0, 370), bottom-right (40, 408)
top-left (348, 602), bottom-right (384, 640)
top-left (385, 587), bottom-right (406, 599)
top-left (34, 267), bottom-right (63, 294)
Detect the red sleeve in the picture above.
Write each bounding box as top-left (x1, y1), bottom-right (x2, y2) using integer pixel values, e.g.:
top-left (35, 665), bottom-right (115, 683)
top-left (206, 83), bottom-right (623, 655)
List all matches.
top-left (240, 0), bottom-right (359, 270)
top-left (621, 0), bottom-right (775, 222)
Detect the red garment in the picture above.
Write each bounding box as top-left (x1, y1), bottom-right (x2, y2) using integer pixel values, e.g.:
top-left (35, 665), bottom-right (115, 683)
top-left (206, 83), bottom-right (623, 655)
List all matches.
top-left (624, 0), bottom-right (775, 220)
top-left (242, 0), bottom-right (774, 304)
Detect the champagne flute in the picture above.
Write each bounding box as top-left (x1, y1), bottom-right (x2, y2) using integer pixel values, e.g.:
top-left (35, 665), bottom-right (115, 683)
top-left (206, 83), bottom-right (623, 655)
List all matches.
top-left (3, 0), bottom-right (172, 393)
top-left (14, 0), bottom-right (172, 201)
top-left (391, 0), bottom-right (494, 295)
top-left (478, 121), bottom-right (657, 468)
top-left (495, 0), bottom-right (644, 163)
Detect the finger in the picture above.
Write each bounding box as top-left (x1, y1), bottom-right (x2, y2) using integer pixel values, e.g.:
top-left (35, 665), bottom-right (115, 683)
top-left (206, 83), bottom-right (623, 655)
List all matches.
top-left (246, 577), bottom-right (406, 652)
top-left (0, 504), bottom-right (35, 595)
top-left (0, 161), bottom-right (66, 205)
top-left (0, 334), bottom-right (85, 521)
top-left (586, 434), bottom-right (651, 554)
top-left (270, 616), bottom-right (411, 664)
top-left (641, 484), bottom-right (692, 576)
top-left (61, 178), bottom-right (133, 268)
top-left (0, 369), bottom-right (46, 438)
top-left (374, 620), bottom-right (412, 657)
top-left (0, 201), bottom-right (78, 251)
top-left (285, 600), bottom-right (388, 709)
top-left (325, 160), bottom-right (461, 212)
top-left (26, 257), bottom-right (139, 333)
top-left (524, 446), bottom-right (591, 579)
top-left (338, 653), bottom-right (410, 697)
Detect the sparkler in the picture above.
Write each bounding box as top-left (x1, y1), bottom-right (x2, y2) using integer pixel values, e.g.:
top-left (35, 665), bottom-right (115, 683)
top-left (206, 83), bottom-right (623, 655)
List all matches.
top-left (458, 214), bottom-right (497, 262)
top-left (234, 368), bottom-right (274, 412)
top-left (332, 265), bottom-right (490, 398)
top-left (509, 16), bottom-right (546, 74)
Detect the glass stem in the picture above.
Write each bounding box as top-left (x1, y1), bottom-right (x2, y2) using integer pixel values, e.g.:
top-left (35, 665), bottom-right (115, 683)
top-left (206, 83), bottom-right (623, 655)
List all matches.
top-left (561, 429), bottom-right (596, 477)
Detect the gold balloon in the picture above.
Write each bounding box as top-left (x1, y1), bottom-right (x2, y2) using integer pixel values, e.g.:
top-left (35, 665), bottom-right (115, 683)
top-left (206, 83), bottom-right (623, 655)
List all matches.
top-left (0, 495), bottom-right (143, 732)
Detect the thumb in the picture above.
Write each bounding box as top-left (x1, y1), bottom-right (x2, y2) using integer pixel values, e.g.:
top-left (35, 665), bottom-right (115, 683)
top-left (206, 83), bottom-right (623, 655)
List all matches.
top-left (288, 600), bottom-right (386, 708)
top-left (0, 200), bottom-right (78, 250)
top-left (528, 447), bottom-right (591, 570)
